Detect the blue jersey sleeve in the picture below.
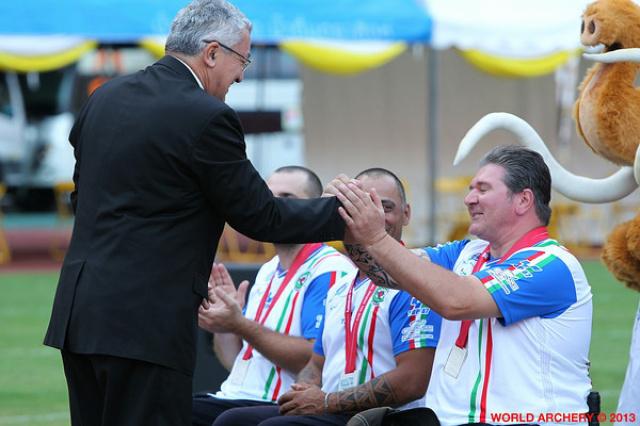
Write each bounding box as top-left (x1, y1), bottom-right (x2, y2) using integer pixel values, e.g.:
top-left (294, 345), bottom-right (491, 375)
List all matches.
top-left (312, 315), bottom-right (326, 356)
top-left (422, 240), bottom-right (470, 269)
top-left (389, 290), bottom-right (442, 356)
top-left (475, 248), bottom-right (577, 326)
top-left (301, 272), bottom-right (332, 339)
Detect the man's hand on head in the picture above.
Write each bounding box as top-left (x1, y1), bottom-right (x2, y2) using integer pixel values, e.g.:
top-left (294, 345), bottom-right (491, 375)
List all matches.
top-left (323, 174), bottom-right (352, 198)
top-left (335, 182), bottom-right (387, 248)
top-left (323, 174), bottom-right (364, 198)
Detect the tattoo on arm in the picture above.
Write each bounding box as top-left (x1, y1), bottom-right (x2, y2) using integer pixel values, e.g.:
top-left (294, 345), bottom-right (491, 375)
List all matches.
top-left (344, 243), bottom-right (400, 289)
top-left (344, 245), bottom-right (433, 291)
top-left (334, 375), bottom-right (399, 414)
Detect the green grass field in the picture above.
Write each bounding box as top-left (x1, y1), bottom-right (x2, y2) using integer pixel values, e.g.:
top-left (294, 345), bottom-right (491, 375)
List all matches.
top-left (0, 260), bottom-right (638, 425)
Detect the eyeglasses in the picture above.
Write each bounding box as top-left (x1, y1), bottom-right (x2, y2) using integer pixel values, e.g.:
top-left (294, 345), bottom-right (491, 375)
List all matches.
top-left (203, 39), bottom-right (252, 71)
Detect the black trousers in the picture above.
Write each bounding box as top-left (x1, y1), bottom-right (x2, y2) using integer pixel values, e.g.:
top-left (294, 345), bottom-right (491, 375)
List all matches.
top-left (62, 350), bottom-right (192, 426)
top-left (192, 394), bottom-right (276, 426)
top-left (212, 405), bottom-right (353, 426)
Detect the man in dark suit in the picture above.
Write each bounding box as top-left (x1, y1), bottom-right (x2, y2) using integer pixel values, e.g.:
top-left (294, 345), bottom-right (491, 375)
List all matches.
top-left (43, 1), bottom-right (345, 425)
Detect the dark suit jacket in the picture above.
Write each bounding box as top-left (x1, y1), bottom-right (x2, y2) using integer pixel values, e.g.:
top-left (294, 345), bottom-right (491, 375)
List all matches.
top-left (44, 56), bottom-right (344, 374)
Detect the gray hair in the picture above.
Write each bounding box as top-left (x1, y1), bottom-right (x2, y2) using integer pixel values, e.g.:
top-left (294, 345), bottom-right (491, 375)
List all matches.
top-left (165, 0), bottom-right (252, 56)
top-left (479, 145), bottom-right (552, 226)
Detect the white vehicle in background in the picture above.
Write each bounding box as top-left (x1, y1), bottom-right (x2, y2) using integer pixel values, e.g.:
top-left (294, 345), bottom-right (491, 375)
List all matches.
top-left (0, 66), bottom-right (76, 210)
top-left (0, 46), bottom-right (303, 211)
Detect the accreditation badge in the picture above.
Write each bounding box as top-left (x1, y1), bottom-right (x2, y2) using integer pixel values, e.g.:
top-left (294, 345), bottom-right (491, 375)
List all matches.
top-left (230, 358), bottom-right (251, 386)
top-left (444, 345), bottom-right (467, 378)
top-left (338, 371), bottom-right (359, 391)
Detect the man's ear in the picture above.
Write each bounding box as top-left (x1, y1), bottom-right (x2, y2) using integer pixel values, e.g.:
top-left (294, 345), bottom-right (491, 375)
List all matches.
top-left (515, 189), bottom-right (534, 216)
top-left (403, 203), bottom-right (411, 226)
top-left (203, 43), bottom-right (218, 67)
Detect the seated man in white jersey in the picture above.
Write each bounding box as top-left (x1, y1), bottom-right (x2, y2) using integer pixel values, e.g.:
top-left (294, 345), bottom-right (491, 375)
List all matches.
top-left (192, 166), bottom-right (356, 426)
top-left (209, 167), bottom-right (442, 426)
top-left (332, 146), bottom-right (593, 426)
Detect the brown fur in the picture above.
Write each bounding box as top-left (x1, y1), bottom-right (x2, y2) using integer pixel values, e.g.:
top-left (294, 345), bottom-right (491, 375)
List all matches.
top-left (574, 0), bottom-right (640, 165)
top-left (574, 0), bottom-right (640, 292)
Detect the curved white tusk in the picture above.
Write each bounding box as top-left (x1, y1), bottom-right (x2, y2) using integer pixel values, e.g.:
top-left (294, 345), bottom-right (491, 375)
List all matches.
top-left (454, 112), bottom-right (638, 204)
top-left (583, 47), bottom-right (640, 63)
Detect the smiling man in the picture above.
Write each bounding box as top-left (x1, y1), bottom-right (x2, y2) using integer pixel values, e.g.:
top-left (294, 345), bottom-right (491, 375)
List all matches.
top-left (331, 146), bottom-right (594, 426)
top-left (43, 1), bottom-right (346, 425)
top-left (192, 166), bottom-right (355, 426)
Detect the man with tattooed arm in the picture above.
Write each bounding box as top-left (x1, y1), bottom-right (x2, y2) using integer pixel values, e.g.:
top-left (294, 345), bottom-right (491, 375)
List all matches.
top-left (332, 146), bottom-right (593, 426)
top-left (209, 167), bottom-right (442, 426)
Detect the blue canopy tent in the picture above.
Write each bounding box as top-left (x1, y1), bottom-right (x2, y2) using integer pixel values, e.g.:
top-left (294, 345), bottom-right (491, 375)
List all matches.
top-left (0, 0), bottom-right (431, 45)
top-left (0, 0), bottom-right (431, 75)
top-left (0, 0), bottom-right (596, 242)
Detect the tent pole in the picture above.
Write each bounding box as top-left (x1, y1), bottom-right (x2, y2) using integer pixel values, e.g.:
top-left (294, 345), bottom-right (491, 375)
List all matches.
top-left (427, 46), bottom-right (439, 246)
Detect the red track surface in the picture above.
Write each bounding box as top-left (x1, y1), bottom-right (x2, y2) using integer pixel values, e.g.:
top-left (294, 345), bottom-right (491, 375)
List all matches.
top-left (0, 228), bottom-right (67, 273)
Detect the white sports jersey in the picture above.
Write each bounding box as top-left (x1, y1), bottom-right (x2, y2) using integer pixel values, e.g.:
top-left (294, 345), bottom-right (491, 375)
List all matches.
top-left (615, 300), bottom-right (640, 426)
top-left (424, 237), bottom-right (593, 426)
top-left (314, 270), bottom-right (442, 410)
top-left (217, 243), bottom-right (355, 402)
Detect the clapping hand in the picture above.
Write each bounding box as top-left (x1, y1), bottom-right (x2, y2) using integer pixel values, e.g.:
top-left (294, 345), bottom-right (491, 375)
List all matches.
top-left (198, 263), bottom-right (249, 333)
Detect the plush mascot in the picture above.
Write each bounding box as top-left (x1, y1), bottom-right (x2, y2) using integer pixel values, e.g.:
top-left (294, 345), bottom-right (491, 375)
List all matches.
top-left (574, 0), bottom-right (640, 293)
top-left (573, 2), bottom-right (640, 422)
top-left (454, 0), bottom-right (640, 422)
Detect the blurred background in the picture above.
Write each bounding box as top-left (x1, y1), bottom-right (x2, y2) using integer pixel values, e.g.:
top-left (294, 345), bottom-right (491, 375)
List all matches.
top-left (2, 0), bottom-right (638, 249)
top-left (1, 0), bottom-right (639, 424)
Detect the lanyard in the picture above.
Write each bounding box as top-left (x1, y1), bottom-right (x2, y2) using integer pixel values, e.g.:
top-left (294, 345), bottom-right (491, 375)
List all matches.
top-left (242, 242), bottom-right (322, 360)
top-left (455, 227), bottom-right (549, 349)
top-left (344, 276), bottom-right (377, 373)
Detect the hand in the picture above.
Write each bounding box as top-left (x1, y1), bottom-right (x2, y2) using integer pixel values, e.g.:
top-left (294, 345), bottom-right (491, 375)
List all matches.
top-left (209, 263), bottom-right (248, 308)
top-left (277, 383), bottom-right (326, 415)
top-left (323, 174), bottom-right (362, 198)
top-left (198, 263), bottom-right (249, 333)
top-left (335, 182), bottom-right (387, 247)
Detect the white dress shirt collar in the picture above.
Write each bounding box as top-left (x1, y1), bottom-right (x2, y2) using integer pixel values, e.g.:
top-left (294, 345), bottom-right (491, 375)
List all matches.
top-left (171, 56), bottom-right (204, 90)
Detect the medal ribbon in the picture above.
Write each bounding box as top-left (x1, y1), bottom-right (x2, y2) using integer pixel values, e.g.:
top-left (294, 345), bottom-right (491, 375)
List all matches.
top-left (454, 227), bottom-right (549, 349)
top-left (242, 242), bottom-right (322, 360)
top-left (344, 276), bottom-right (377, 373)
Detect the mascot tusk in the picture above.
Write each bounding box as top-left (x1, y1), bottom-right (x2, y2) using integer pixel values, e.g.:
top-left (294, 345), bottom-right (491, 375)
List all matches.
top-left (454, 112), bottom-right (638, 203)
top-left (583, 47), bottom-right (640, 63)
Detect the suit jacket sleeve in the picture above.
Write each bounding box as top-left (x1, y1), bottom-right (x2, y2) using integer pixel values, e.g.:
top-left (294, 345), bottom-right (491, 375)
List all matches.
top-left (192, 105), bottom-right (345, 243)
